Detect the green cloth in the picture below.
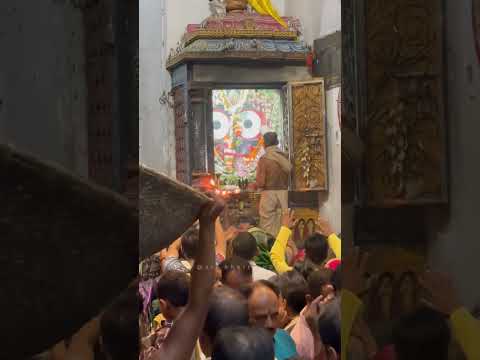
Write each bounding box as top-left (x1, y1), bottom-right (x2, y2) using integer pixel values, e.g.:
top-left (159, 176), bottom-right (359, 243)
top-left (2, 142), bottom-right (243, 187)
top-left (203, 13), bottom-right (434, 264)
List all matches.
top-left (253, 242), bottom-right (275, 272)
top-left (249, 227), bottom-right (276, 272)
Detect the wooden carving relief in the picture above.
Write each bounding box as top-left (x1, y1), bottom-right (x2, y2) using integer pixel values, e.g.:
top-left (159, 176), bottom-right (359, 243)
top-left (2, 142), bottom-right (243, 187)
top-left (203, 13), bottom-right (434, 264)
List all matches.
top-left (290, 80), bottom-right (328, 191)
top-left (364, 0), bottom-right (447, 205)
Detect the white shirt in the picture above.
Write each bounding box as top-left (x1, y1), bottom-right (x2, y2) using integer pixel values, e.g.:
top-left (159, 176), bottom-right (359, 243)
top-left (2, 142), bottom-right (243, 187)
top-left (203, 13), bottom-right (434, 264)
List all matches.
top-left (250, 261), bottom-right (277, 281)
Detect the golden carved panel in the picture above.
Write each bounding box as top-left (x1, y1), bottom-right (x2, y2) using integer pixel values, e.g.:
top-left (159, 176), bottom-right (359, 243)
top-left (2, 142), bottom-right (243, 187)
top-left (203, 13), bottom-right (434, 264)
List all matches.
top-left (290, 80), bottom-right (328, 191)
top-left (364, 0), bottom-right (447, 205)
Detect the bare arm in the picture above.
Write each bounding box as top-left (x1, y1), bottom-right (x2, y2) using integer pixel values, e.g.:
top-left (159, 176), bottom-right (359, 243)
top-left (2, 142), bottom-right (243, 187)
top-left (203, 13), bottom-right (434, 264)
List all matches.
top-left (215, 217), bottom-right (226, 259)
top-left (165, 238), bottom-right (182, 259)
top-left (157, 200), bottom-right (224, 360)
top-left (64, 317), bottom-right (101, 360)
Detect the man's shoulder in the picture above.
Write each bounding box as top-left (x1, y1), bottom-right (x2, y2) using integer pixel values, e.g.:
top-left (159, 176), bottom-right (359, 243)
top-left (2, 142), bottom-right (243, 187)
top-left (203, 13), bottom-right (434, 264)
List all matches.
top-left (252, 264), bottom-right (276, 280)
top-left (257, 155), bottom-right (267, 163)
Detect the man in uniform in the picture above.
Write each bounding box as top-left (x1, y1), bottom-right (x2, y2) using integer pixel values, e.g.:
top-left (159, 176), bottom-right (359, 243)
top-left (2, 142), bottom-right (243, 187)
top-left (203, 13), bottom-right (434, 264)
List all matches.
top-left (256, 132), bottom-right (292, 237)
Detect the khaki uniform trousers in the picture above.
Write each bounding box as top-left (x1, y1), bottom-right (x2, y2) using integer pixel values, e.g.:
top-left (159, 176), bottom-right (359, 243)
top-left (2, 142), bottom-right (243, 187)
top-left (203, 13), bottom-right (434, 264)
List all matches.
top-left (259, 190), bottom-right (288, 237)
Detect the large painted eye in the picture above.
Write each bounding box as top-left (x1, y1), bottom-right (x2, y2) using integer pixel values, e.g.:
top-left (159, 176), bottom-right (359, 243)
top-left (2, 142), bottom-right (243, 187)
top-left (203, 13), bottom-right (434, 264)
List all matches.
top-left (213, 111), bottom-right (231, 141)
top-left (238, 110), bottom-right (261, 139)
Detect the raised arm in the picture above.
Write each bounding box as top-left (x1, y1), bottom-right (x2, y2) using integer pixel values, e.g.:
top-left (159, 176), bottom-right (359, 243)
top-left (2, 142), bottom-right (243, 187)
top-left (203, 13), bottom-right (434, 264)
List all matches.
top-left (157, 199), bottom-right (224, 360)
top-left (270, 209), bottom-right (295, 274)
top-left (215, 217), bottom-right (226, 260)
top-left (165, 238), bottom-right (182, 259)
top-left (316, 215), bottom-right (341, 259)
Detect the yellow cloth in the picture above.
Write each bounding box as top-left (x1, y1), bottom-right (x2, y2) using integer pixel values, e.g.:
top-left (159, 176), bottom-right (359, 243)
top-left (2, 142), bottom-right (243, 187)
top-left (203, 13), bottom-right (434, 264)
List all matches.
top-left (337, 295), bottom-right (480, 360)
top-left (328, 233), bottom-right (341, 259)
top-left (270, 226), bottom-right (294, 274)
top-left (450, 308), bottom-right (480, 360)
top-left (340, 290), bottom-right (363, 360)
top-left (270, 226), bottom-right (341, 274)
top-left (153, 313), bottom-right (165, 328)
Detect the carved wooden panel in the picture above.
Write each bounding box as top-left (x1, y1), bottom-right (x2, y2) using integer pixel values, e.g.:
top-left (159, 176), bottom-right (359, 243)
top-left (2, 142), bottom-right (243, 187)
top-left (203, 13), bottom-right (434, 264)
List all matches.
top-left (364, 0), bottom-right (447, 205)
top-left (290, 80), bottom-right (328, 191)
top-left (174, 86), bottom-right (188, 183)
top-left (189, 88), bottom-right (209, 174)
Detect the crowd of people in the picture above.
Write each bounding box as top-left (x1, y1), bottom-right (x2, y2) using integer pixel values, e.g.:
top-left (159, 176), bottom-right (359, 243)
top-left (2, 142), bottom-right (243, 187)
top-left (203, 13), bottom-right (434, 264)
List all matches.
top-left (30, 131), bottom-right (479, 360)
top-left (136, 200), bottom-right (342, 360)
top-left (132, 198), bottom-right (479, 360)
top-left (31, 198), bottom-right (480, 360)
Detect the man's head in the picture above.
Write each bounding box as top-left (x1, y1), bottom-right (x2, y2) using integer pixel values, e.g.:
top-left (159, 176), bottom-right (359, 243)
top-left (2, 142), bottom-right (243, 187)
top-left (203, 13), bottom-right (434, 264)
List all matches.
top-left (308, 269), bottom-right (334, 299)
top-left (274, 271), bottom-right (308, 317)
top-left (305, 233), bottom-right (329, 265)
top-left (317, 297), bottom-right (341, 359)
top-left (181, 225), bottom-right (199, 259)
top-left (247, 280), bottom-right (282, 335)
top-left (201, 287), bottom-right (249, 356)
top-left (393, 307), bottom-right (450, 360)
top-left (237, 216), bottom-right (256, 231)
top-left (263, 132), bottom-right (279, 148)
top-left (155, 271), bottom-right (190, 321)
top-left (232, 232), bottom-right (258, 261)
top-left (219, 256), bottom-right (253, 290)
top-left (100, 286), bottom-right (140, 360)
top-left (212, 327), bottom-right (274, 360)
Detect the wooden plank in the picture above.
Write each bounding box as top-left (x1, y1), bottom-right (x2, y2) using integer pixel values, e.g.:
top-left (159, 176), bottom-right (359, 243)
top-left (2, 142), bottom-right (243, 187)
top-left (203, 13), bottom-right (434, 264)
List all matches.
top-left (0, 143), bottom-right (137, 358)
top-left (0, 144), bottom-right (210, 358)
top-left (139, 165), bottom-right (211, 260)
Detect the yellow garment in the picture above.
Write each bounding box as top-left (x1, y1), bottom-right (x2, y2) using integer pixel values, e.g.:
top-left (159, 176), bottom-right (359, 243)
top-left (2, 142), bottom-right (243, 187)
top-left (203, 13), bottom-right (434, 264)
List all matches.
top-left (247, 0), bottom-right (287, 28)
top-left (450, 308), bottom-right (480, 360)
top-left (270, 226), bottom-right (342, 274)
top-left (340, 290), bottom-right (363, 360)
top-left (338, 294), bottom-right (480, 360)
top-left (270, 226), bottom-right (294, 274)
top-left (328, 233), bottom-right (341, 259)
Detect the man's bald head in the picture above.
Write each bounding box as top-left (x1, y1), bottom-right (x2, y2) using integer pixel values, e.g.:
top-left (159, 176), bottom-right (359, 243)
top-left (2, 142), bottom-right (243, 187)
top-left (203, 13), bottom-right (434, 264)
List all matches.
top-left (247, 281), bottom-right (282, 335)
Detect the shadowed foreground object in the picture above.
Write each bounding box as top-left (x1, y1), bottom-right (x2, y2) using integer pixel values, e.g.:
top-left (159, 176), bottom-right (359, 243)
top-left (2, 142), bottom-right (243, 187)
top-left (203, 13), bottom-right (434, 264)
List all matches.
top-left (139, 165), bottom-right (211, 260)
top-left (0, 143), bottom-right (138, 358)
top-left (0, 145), bottom-right (208, 358)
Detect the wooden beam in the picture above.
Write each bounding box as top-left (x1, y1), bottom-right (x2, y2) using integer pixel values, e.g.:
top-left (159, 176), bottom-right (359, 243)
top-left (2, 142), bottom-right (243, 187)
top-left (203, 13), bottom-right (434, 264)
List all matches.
top-left (0, 144), bottom-right (210, 358)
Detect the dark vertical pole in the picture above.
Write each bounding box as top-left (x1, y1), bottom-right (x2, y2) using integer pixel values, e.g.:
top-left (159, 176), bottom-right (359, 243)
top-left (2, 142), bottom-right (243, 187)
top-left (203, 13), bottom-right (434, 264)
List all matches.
top-left (111, 0), bottom-right (122, 192)
top-left (112, 0), bottom-right (133, 193)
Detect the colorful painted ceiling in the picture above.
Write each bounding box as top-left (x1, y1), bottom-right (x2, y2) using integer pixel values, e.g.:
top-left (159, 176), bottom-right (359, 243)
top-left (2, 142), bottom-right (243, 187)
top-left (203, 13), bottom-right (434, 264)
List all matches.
top-left (166, 11), bottom-right (310, 70)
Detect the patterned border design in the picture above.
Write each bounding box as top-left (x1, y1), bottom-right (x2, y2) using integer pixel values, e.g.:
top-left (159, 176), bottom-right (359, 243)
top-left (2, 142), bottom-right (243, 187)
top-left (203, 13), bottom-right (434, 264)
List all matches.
top-left (184, 30), bottom-right (298, 46)
top-left (167, 51), bottom-right (307, 70)
top-left (167, 39), bottom-right (309, 69)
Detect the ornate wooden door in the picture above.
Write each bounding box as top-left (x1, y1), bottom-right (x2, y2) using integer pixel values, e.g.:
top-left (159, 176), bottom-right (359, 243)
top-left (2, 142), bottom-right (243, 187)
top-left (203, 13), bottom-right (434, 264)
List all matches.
top-left (363, 0), bottom-right (448, 206)
top-left (287, 80), bottom-right (328, 191)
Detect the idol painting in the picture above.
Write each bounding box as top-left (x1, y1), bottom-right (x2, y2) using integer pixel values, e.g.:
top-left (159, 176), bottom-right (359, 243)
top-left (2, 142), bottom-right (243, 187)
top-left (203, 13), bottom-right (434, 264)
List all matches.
top-left (212, 89), bottom-right (284, 185)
